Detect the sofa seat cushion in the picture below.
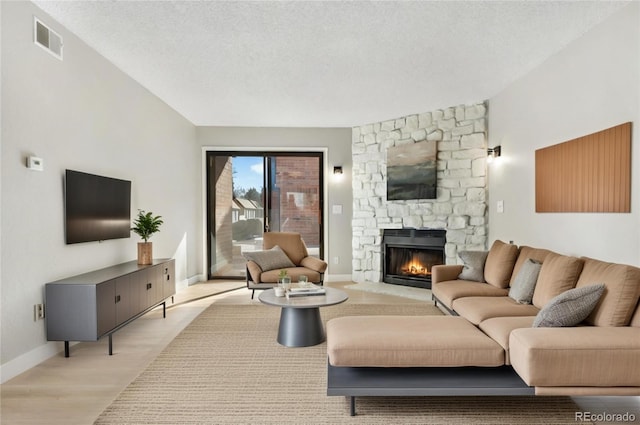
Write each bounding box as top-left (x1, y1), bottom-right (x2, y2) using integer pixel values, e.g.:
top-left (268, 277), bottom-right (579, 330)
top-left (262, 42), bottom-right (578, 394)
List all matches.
top-left (432, 280), bottom-right (508, 310)
top-left (532, 253), bottom-right (584, 309)
top-left (452, 296), bottom-right (540, 325)
top-left (509, 327), bottom-right (640, 387)
top-left (479, 316), bottom-right (536, 365)
top-left (576, 257), bottom-right (640, 327)
top-left (327, 316), bottom-right (504, 367)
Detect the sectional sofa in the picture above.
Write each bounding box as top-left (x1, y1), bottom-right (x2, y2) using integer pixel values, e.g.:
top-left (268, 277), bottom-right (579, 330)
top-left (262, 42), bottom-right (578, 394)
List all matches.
top-left (326, 240), bottom-right (640, 415)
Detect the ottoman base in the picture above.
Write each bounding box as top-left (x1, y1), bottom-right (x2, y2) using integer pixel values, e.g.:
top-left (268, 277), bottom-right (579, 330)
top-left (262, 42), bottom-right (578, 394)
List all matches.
top-left (327, 364), bottom-right (533, 416)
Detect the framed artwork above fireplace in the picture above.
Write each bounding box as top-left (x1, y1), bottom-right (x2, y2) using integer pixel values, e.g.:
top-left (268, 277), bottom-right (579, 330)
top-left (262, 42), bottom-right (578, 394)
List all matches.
top-left (387, 140), bottom-right (437, 201)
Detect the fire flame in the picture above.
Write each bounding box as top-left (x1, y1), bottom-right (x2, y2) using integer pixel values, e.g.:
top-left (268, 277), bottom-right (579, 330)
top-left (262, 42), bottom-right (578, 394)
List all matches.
top-left (400, 259), bottom-right (429, 276)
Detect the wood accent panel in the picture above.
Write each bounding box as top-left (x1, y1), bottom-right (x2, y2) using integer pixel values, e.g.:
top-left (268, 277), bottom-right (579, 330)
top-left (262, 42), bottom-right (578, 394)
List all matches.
top-left (535, 122), bottom-right (631, 213)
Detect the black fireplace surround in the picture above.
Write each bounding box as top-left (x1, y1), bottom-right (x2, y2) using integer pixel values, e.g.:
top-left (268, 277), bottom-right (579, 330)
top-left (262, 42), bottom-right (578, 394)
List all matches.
top-left (382, 228), bottom-right (446, 289)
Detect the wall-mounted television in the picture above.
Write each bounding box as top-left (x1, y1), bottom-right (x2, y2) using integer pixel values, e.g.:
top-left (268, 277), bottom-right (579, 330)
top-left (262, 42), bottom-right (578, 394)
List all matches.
top-left (64, 170), bottom-right (131, 244)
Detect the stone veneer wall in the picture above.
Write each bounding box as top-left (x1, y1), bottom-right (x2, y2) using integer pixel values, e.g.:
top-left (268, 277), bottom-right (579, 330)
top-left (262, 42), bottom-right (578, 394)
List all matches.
top-left (351, 102), bottom-right (488, 283)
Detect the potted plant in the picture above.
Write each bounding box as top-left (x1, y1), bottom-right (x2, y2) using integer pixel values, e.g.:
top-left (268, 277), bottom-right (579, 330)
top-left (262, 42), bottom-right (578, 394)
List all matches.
top-left (278, 269), bottom-right (291, 291)
top-left (131, 210), bottom-right (163, 265)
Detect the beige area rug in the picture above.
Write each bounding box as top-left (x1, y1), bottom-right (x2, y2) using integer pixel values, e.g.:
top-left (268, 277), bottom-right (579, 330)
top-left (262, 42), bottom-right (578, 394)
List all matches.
top-left (95, 303), bottom-right (587, 425)
top-left (346, 281), bottom-right (433, 302)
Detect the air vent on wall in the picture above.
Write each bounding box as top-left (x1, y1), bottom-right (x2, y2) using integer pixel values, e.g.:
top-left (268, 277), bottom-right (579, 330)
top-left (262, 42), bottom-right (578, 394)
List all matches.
top-left (34, 17), bottom-right (63, 60)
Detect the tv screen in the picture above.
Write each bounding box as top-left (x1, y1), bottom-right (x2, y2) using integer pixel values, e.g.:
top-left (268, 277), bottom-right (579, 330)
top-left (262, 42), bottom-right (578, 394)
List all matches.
top-left (64, 170), bottom-right (132, 244)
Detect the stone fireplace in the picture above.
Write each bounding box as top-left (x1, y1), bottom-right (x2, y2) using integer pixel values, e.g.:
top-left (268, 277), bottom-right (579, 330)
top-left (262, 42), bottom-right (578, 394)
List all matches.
top-left (382, 228), bottom-right (446, 289)
top-left (351, 102), bottom-right (488, 283)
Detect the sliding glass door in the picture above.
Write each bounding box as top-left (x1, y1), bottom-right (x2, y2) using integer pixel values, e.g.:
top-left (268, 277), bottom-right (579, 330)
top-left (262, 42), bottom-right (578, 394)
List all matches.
top-left (207, 151), bottom-right (324, 279)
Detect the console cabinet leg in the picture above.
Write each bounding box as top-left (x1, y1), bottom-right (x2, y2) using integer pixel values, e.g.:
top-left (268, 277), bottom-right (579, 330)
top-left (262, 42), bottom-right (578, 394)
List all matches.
top-left (350, 396), bottom-right (356, 416)
top-left (64, 341), bottom-right (70, 358)
top-left (109, 334), bottom-right (113, 355)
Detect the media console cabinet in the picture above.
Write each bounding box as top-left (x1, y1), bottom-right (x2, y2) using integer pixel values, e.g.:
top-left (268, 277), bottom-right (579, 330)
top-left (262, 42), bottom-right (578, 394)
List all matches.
top-left (45, 258), bottom-right (175, 357)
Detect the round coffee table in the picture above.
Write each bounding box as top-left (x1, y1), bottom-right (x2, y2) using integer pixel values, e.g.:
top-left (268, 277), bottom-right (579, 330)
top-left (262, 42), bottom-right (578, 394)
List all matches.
top-left (258, 287), bottom-right (348, 347)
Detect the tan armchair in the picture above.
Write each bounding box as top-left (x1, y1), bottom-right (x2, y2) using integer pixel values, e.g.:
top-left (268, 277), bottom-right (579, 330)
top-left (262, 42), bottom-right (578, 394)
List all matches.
top-left (245, 232), bottom-right (328, 299)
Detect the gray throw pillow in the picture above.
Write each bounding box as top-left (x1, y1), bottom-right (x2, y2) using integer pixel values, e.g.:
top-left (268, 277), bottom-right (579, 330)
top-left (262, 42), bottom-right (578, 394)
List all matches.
top-left (457, 250), bottom-right (489, 282)
top-left (533, 284), bottom-right (605, 328)
top-left (508, 259), bottom-right (542, 304)
top-left (243, 245), bottom-right (295, 271)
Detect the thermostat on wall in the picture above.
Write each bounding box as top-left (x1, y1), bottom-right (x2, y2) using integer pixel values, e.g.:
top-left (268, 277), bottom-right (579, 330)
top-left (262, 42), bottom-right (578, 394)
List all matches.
top-left (27, 156), bottom-right (44, 171)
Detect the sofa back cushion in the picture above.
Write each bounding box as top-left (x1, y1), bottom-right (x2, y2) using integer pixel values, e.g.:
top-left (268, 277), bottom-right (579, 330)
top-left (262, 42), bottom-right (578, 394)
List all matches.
top-left (532, 253), bottom-right (583, 309)
top-left (576, 257), bottom-right (640, 327)
top-left (509, 246), bottom-right (553, 287)
top-left (484, 240), bottom-right (519, 289)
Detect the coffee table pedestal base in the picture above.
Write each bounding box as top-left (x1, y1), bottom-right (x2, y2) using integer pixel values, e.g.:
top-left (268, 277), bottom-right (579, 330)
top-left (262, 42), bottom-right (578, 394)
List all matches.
top-left (278, 307), bottom-right (324, 347)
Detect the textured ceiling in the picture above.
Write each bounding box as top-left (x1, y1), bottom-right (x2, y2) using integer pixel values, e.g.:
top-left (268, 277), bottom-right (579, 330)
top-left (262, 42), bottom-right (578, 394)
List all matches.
top-left (33, 1), bottom-right (627, 128)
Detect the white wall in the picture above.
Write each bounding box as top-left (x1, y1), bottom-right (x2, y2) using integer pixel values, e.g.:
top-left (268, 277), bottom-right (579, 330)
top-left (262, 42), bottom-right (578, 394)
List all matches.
top-left (1, 1), bottom-right (200, 379)
top-left (196, 127), bottom-right (353, 278)
top-left (488, 3), bottom-right (640, 264)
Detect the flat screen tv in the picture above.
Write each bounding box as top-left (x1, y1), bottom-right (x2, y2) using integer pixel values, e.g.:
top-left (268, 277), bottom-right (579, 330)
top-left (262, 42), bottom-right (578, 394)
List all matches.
top-left (64, 169), bottom-right (131, 244)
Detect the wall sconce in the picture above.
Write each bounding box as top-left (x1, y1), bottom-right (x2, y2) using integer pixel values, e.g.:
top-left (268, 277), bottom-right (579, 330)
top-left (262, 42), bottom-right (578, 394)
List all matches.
top-left (487, 146), bottom-right (502, 160)
top-left (333, 166), bottom-right (343, 175)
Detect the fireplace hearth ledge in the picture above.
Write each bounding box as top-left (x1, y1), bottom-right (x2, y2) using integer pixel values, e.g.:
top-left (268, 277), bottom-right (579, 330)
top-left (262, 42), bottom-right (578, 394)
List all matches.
top-left (344, 281), bottom-right (433, 302)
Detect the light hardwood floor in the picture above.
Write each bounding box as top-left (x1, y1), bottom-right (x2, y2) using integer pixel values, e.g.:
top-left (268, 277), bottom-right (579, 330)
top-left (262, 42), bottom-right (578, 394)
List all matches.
top-left (1, 281), bottom-right (638, 424)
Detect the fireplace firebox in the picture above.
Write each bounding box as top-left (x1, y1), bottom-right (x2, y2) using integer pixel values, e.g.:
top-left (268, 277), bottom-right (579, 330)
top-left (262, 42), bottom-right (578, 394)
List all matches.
top-left (382, 229), bottom-right (446, 289)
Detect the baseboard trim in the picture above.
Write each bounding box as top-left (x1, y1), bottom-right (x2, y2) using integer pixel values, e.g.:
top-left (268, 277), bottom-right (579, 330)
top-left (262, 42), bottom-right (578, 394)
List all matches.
top-left (1, 341), bottom-right (69, 384)
top-left (187, 274), bottom-right (205, 285)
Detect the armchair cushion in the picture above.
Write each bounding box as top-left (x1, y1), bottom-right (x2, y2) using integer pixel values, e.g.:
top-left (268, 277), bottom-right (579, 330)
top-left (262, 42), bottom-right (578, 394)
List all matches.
top-left (243, 245), bottom-right (295, 272)
top-left (261, 267), bottom-right (321, 284)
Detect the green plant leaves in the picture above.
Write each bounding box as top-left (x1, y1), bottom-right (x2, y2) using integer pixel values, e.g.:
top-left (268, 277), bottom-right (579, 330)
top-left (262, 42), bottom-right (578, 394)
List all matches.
top-left (131, 209), bottom-right (163, 242)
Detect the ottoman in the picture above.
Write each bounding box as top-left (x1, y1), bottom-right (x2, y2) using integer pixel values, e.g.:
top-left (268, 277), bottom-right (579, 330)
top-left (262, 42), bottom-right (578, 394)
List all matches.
top-left (326, 315), bottom-right (533, 416)
top-left (327, 315), bottom-right (504, 367)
